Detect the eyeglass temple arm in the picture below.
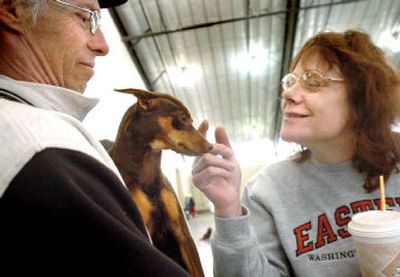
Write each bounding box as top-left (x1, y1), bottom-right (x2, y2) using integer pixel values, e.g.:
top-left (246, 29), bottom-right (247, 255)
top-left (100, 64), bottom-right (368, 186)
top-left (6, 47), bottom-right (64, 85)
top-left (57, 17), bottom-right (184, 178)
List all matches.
top-left (53, 0), bottom-right (93, 14)
top-left (327, 77), bottom-right (344, 82)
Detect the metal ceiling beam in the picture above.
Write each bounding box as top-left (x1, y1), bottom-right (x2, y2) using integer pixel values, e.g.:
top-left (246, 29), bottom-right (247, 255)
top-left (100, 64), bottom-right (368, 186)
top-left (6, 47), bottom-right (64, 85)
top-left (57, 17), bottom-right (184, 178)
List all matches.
top-left (108, 8), bottom-right (153, 91)
top-left (121, 0), bottom-right (365, 42)
top-left (137, 0), bottom-right (177, 95)
top-left (273, 0), bottom-right (299, 143)
top-left (245, 0), bottom-right (252, 138)
top-left (122, 9), bottom-right (287, 42)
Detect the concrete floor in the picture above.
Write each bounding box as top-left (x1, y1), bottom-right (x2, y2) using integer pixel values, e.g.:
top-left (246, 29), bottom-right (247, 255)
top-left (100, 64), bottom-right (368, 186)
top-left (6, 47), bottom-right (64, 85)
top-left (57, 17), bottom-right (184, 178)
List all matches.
top-left (188, 211), bottom-right (215, 277)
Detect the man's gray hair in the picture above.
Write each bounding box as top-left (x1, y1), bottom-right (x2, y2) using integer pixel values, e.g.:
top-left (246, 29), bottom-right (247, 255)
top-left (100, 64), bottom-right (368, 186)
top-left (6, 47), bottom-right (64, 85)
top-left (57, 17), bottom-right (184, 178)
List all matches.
top-left (14, 0), bottom-right (49, 24)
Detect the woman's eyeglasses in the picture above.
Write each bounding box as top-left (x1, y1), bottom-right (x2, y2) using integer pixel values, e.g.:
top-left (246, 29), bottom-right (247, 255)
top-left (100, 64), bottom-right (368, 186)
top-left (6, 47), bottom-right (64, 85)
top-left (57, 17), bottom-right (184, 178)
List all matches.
top-left (281, 70), bottom-right (344, 92)
top-left (53, 0), bottom-right (101, 35)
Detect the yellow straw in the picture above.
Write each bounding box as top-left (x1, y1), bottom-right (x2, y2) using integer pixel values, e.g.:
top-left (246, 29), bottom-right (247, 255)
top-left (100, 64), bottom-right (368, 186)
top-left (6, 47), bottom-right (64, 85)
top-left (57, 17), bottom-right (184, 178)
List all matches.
top-left (379, 175), bottom-right (386, 211)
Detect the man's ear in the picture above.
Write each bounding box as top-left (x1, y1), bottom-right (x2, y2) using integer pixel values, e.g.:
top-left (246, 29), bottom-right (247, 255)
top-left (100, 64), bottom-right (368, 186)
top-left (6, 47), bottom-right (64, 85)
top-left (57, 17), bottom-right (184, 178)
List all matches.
top-left (0, 1), bottom-right (28, 33)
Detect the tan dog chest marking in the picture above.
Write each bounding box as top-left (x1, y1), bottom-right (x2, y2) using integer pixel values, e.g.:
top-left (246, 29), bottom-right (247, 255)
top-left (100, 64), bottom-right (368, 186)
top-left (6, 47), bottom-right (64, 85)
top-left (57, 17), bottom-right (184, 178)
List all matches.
top-left (132, 188), bottom-right (153, 228)
top-left (160, 188), bottom-right (180, 222)
top-left (150, 139), bottom-right (168, 150)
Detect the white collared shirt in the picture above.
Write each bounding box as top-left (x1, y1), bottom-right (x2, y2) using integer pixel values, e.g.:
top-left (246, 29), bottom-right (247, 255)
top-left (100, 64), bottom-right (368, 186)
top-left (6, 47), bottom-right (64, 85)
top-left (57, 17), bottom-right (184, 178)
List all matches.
top-left (0, 75), bottom-right (125, 197)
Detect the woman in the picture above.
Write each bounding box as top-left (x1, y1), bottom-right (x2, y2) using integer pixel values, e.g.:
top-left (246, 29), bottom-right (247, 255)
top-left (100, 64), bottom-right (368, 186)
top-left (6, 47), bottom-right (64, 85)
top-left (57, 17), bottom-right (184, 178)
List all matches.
top-left (192, 29), bottom-right (400, 276)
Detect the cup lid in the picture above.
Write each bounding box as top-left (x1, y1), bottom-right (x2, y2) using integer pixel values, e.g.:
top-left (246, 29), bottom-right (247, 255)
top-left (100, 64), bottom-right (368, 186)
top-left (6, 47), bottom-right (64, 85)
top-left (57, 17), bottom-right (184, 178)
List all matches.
top-left (348, 210), bottom-right (400, 238)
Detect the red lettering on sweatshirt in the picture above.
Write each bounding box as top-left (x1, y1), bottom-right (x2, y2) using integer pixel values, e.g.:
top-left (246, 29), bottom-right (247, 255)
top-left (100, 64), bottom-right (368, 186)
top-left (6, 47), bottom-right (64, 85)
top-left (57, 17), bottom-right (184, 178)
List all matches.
top-left (350, 200), bottom-right (374, 213)
top-left (373, 197), bottom-right (395, 210)
top-left (315, 214), bottom-right (338, 249)
top-left (294, 221), bottom-right (313, 256)
top-left (293, 198), bottom-right (400, 257)
top-left (335, 206), bottom-right (351, 239)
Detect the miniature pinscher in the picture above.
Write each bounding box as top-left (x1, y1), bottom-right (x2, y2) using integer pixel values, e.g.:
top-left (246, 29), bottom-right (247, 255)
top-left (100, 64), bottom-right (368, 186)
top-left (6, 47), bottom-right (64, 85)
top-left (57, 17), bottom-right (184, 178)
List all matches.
top-left (111, 88), bottom-right (212, 277)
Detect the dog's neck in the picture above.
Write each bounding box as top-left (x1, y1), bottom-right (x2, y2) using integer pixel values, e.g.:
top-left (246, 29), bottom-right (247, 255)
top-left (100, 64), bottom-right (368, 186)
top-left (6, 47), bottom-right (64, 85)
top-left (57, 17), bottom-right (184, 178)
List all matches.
top-left (112, 139), bottom-right (163, 190)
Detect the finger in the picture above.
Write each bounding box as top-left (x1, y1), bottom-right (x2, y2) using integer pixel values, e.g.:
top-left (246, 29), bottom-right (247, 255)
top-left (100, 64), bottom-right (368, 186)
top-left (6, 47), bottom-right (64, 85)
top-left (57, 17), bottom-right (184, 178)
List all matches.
top-left (192, 153), bottom-right (235, 174)
top-left (210, 144), bottom-right (234, 160)
top-left (215, 127), bottom-right (231, 148)
top-left (197, 120), bottom-right (209, 136)
top-left (192, 167), bottom-right (232, 187)
top-left (192, 156), bottom-right (200, 167)
top-left (192, 154), bottom-right (206, 169)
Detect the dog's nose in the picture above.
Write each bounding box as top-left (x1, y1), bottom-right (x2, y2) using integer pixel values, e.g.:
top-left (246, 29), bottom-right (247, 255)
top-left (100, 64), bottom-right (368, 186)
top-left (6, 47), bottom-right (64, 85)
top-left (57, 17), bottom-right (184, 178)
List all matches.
top-left (206, 142), bottom-right (213, 152)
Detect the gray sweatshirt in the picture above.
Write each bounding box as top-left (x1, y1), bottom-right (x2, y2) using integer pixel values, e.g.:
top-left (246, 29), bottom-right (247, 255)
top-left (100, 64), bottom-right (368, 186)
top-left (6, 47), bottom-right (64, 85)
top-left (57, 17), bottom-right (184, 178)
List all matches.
top-left (211, 156), bottom-right (400, 276)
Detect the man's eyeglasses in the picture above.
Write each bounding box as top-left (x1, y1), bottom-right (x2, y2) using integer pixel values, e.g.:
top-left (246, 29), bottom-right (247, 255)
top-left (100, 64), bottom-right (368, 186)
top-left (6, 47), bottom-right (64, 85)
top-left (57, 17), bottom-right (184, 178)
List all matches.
top-left (53, 0), bottom-right (101, 35)
top-left (281, 70), bottom-right (344, 92)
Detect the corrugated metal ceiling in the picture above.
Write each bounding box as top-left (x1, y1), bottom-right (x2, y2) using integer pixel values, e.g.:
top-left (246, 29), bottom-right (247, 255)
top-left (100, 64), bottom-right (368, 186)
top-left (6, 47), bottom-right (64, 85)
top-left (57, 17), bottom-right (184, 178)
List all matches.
top-left (109, 0), bottom-right (400, 144)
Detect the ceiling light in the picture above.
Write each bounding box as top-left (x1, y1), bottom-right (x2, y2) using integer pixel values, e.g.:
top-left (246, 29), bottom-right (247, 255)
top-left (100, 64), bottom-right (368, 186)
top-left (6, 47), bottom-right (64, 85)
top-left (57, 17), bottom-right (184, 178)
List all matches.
top-left (232, 44), bottom-right (268, 75)
top-left (377, 30), bottom-right (400, 53)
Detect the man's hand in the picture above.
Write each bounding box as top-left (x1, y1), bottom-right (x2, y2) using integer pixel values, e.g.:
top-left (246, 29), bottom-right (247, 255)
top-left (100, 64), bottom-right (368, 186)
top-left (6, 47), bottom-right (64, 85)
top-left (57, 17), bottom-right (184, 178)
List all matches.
top-left (192, 124), bottom-right (242, 218)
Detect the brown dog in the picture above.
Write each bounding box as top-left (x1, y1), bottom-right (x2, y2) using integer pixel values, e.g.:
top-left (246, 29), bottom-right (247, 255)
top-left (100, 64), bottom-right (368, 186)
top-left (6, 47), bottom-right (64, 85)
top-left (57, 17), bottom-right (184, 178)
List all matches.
top-left (111, 88), bottom-right (212, 277)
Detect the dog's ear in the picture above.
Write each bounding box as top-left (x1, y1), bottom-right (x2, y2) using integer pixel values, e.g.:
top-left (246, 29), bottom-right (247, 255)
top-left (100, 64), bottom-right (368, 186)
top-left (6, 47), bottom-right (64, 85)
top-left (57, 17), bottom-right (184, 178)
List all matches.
top-left (136, 98), bottom-right (150, 112)
top-left (115, 88), bottom-right (155, 112)
top-left (114, 88), bottom-right (151, 98)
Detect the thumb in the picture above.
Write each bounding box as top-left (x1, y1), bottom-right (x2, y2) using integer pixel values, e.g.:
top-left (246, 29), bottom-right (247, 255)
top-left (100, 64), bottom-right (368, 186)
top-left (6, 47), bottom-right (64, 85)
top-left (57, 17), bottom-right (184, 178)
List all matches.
top-left (197, 120), bottom-right (209, 136)
top-left (215, 127), bottom-right (231, 148)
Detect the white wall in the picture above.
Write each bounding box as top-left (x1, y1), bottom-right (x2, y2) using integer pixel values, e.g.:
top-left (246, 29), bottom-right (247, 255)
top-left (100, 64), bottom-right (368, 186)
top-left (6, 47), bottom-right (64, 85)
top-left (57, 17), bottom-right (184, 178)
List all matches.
top-left (83, 10), bottom-right (146, 140)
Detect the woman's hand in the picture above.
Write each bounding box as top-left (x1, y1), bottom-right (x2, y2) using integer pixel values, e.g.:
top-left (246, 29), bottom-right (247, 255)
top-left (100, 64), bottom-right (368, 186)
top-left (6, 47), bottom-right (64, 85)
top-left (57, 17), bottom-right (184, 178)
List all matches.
top-left (192, 123), bottom-right (242, 218)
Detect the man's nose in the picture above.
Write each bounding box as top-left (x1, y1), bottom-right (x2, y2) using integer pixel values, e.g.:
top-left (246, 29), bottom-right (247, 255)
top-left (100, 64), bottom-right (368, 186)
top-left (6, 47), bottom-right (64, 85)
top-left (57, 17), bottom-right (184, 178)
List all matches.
top-left (88, 28), bottom-right (110, 56)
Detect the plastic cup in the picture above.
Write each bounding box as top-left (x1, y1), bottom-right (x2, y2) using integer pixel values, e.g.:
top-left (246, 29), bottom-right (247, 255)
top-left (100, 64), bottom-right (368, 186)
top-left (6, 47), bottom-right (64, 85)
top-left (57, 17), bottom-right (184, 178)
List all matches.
top-left (348, 210), bottom-right (400, 277)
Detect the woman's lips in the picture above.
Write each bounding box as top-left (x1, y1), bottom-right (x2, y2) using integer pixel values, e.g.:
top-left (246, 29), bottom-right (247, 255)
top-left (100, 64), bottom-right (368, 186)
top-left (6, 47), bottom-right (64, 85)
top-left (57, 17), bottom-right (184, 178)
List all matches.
top-left (284, 112), bottom-right (308, 118)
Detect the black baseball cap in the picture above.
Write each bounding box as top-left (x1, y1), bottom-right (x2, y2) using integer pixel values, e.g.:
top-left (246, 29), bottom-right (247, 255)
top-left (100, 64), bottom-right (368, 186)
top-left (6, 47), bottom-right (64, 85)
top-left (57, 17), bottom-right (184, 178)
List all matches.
top-left (99, 0), bottom-right (127, 8)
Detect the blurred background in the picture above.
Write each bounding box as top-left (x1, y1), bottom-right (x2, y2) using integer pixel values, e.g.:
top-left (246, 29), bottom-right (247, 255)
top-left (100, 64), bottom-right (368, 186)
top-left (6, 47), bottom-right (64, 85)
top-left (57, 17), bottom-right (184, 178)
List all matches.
top-left (83, 1), bottom-right (399, 275)
top-left (84, 0), bottom-right (400, 211)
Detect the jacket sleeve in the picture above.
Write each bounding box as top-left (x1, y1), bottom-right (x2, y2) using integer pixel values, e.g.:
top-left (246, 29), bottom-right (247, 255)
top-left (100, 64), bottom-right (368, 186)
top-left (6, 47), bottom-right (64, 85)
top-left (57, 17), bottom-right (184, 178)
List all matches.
top-left (0, 148), bottom-right (190, 277)
top-left (211, 184), bottom-right (292, 277)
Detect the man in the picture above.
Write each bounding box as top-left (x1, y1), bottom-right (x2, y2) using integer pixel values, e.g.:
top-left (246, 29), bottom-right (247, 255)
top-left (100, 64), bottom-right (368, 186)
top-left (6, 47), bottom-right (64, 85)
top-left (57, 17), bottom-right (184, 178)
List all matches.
top-left (0, 1), bottom-right (190, 275)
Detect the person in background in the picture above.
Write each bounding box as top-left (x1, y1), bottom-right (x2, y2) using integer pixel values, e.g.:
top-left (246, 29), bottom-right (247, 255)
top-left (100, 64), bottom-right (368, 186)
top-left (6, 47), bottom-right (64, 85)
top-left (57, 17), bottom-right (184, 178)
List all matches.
top-left (192, 29), bottom-right (400, 276)
top-left (189, 195), bottom-right (196, 217)
top-left (184, 195), bottom-right (192, 220)
top-left (0, 1), bottom-right (191, 276)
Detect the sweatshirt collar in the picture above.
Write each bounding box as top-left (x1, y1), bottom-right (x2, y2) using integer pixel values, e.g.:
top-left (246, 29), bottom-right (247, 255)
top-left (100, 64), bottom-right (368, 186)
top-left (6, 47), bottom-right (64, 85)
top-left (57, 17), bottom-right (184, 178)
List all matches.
top-left (308, 154), bottom-right (354, 174)
top-left (0, 75), bottom-right (99, 121)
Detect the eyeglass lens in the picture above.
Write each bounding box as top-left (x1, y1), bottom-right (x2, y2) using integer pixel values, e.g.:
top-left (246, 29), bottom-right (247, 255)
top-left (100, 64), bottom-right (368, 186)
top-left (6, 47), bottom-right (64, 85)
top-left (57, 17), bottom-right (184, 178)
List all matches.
top-left (281, 71), bottom-right (326, 92)
top-left (53, 0), bottom-right (100, 35)
top-left (90, 10), bottom-right (101, 34)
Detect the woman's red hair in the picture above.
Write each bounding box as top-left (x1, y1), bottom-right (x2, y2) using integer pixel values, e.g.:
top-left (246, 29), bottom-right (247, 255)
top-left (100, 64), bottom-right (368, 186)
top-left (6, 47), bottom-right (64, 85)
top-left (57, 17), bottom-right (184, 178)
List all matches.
top-left (290, 29), bottom-right (400, 192)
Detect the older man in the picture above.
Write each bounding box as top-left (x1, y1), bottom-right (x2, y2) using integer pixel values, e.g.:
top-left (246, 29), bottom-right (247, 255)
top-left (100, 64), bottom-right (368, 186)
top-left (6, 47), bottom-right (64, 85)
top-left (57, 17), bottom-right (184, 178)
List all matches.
top-left (0, 1), bottom-right (190, 276)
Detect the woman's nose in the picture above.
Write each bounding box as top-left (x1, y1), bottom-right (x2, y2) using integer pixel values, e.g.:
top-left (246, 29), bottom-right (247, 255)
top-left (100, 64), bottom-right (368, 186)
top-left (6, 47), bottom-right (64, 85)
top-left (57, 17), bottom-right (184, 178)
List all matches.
top-left (281, 82), bottom-right (303, 103)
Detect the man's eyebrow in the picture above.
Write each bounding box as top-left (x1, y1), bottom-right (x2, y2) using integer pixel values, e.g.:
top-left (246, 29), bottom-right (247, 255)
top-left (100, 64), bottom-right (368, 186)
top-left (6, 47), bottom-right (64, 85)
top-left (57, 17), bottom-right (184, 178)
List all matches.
top-left (76, 0), bottom-right (100, 10)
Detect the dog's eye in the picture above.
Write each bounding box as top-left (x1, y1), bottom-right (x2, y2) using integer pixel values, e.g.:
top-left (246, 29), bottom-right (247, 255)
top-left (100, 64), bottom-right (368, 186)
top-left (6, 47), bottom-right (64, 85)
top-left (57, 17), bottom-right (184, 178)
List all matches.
top-left (180, 114), bottom-right (189, 123)
top-left (172, 117), bottom-right (183, 130)
top-left (172, 114), bottom-right (191, 130)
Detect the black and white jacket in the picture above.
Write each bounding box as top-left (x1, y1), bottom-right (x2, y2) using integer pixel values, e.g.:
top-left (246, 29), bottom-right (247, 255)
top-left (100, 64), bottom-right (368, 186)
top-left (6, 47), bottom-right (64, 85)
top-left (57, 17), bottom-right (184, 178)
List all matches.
top-left (0, 75), bottom-right (190, 276)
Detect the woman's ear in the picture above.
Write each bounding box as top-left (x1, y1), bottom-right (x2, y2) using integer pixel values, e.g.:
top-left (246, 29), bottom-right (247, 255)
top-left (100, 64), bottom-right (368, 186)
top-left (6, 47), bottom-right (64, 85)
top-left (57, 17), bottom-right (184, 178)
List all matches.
top-left (0, 1), bottom-right (28, 33)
